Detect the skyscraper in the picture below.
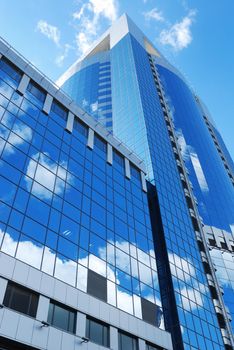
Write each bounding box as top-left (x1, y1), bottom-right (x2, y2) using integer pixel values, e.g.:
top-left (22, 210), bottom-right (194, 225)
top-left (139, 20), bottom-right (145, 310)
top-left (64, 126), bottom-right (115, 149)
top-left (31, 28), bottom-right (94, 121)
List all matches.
top-left (0, 13), bottom-right (233, 350)
top-left (59, 14), bottom-right (234, 349)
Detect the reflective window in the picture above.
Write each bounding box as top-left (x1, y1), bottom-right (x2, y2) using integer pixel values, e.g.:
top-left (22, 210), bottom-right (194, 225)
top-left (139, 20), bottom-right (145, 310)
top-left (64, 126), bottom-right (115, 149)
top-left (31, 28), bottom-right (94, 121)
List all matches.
top-left (47, 300), bottom-right (76, 334)
top-left (86, 317), bottom-right (109, 347)
top-left (73, 118), bottom-right (88, 137)
top-left (0, 57), bottom-right (22, 82)
top-left (51, 100), bottom-right (67, 121)
top-left (113, 150), bottom-right (124, 167)
top-left (118, 331), bottom-right (138, 350)
top-left (3, 282), bottom-right (39, 317)
top-left (27, 80), bottom-right (46, 103)
top-left (131, 164), bottom-right (141, 181)
top-left (0, 55), bottom-right (163, 328)
top-left (94, 134), bottom-right (107, 152)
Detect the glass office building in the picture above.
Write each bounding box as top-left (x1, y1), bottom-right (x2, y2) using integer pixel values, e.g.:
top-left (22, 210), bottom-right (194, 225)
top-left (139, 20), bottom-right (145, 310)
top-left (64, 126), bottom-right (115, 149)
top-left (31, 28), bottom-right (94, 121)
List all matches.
top-left (59, 14), bottom-right (234, 350)
top-left (0, 36), bottom-right (173, 350)
top-left (0, 13), bottom-right (233, 350)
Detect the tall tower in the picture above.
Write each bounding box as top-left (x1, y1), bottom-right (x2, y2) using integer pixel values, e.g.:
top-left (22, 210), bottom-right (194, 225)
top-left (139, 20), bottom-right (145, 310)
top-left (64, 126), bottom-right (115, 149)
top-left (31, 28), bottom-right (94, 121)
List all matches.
top-left (59, 14), bottom-right (234, 349)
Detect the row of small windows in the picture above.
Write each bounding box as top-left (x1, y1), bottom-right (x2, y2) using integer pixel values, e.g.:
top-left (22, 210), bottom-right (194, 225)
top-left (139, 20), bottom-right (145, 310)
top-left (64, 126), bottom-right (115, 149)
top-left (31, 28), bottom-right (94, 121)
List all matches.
top-left (0, 55), bottom-right (141, 181)
top-left (0, 56), bottom-right (67, 122)
top-left (2, 282), bottom-right (162, 349)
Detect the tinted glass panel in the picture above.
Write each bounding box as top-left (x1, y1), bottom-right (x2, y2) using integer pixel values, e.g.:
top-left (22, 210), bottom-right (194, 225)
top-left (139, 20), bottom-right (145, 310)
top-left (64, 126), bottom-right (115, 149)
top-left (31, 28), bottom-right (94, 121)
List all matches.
top-left (47, 300), bottom-right (76, 334)
top-left (3, 282), bottom-right (38, 317)
top-left (87, 269), bottom-right (107, 301)
top-left (118, 332), bottom-right (138, 350)
top-left (51, 100), bottom-right (67, 120)
top-left (86, 318), bottom-right (109, 347)
top-left (0, 57), bottom-right (22, 82)
top-left (27, 81), bottom-right (46, 103)
top-left (53, 304), bottom-right (69, 330)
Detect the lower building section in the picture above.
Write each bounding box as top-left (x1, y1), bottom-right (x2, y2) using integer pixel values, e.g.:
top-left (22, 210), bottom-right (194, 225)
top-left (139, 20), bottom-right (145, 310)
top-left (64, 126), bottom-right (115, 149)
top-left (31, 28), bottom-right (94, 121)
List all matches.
top-left (0, 337), bottom-right (39, 350)
top-left (0, 252), bottom-right (173, 350)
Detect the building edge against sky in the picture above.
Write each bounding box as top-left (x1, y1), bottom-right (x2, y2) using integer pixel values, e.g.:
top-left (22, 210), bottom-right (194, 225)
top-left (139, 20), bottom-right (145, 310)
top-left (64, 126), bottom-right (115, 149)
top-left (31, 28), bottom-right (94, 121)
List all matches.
top-left (59, 13), bottom-right (234, 349)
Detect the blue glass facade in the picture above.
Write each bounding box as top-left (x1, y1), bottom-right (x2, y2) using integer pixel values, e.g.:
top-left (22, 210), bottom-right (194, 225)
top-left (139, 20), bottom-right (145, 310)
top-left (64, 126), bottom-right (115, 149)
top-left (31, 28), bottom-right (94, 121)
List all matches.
top-left (156, 63), bottom-right (234, 333)
top-left (157, 65), bottom-right (234, 233)
top-left (111, 33), bottom-right (225, 350)
top-left (0, 56), bottom-right (164, 328)
top-left (58, 14), bottom-right (234, 349)
top-left (60, 27), bottom-right (231, 348)
top-left (61, 52), bottom-right (113, 130)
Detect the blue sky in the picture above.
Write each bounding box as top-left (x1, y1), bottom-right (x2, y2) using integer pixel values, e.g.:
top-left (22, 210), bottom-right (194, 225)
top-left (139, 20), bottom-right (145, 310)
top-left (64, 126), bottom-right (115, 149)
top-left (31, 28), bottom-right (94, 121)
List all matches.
top-left (0, 0), bottom-right (233, 158)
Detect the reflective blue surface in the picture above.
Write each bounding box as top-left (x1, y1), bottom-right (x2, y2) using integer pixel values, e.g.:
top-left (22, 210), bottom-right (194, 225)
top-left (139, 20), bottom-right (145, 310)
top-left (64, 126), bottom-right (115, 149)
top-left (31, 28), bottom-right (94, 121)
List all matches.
top-left (61, 52), bottom-right (112, 130)
top-left (0, 58), bottom-right (163, 326)
top-left (157, 65), bottom-right (234, 233)
top-left (111, 34), bottom-right (224, 349)
top-left (61, 31), bottom-right (227, 348)
top-left (157, 64), bottom-right (234, 332)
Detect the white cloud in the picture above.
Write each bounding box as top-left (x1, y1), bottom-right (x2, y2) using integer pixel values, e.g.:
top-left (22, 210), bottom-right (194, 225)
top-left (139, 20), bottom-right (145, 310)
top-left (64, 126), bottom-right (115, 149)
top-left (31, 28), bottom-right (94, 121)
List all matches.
top-left (0, 229), bottom-right (166, 326)
top-left (210, 248), bottom-right (234, 288)
top-left (0, 116), bottom-right (32, 155)
top-left (159, 10), bottom-right (196, 51)
top-left (180, 285), bottom-right (204, 311)
top-left (169, 252), bottom-right (210, 311)
top-left (17, 238), bottom-right (43, 269)
top-left (55, 44), bottom-right (74, 67)
top-left (176, 129), bottom-right (209, 193)
top-left (190, 152), bottom-right (209, 192)
top-left (176, 129), bottom-right (194, 161)
top-left (91, 101), bottom-right (98, 112)
top-left (37, 20), bottom-right (61, 46)
top-left (169, 253), bottom-right (195, 282)
top-left (143, 8), bottom-right (165, 22)
top-left (25, 152), bottom-right (73, 200)
top-left (54, 254), bottom-right (77, 285)
top-left (1, 231), bottom-right (18, 257)
top-left (117, 288), bottom-right (134, 314)
top-left (73, 0), bottom-right (118, 56)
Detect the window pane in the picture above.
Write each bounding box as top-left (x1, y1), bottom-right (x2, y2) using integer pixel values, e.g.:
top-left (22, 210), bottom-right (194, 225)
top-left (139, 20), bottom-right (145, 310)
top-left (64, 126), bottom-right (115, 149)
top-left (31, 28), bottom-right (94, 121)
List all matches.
top-left (103, 325), bottom-right (109, 347)
top-left (68, 310), bottom-right (76, 333)
top-left (86, 318), bottom-right (109, 347)
top-left (90, 319), bottom-right (103, 345)
top-left (51, 100), bottom-right (67, 120)
top-left (48, 300), bottom-right (76, 334)
top-left (47, 303), bottom-right (54, 324)
top-left (30, 293), bottom-right (39, 317)
top-left (3, 283), bottom-right (38, 317)
top-left (119, 332), bottom-right (138, 350)
top-left (53, 304), bottom-right (69, 331)
top-left (27, 81), bottom-right (46, 103)
top-left (0, 57), bottom-right (22, 82)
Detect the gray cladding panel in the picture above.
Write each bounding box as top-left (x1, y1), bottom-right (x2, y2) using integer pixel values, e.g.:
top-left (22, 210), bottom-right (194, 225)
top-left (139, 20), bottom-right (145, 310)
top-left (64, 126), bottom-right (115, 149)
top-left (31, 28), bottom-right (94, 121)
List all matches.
top-left (87, 269), bottom-right (107, 302)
